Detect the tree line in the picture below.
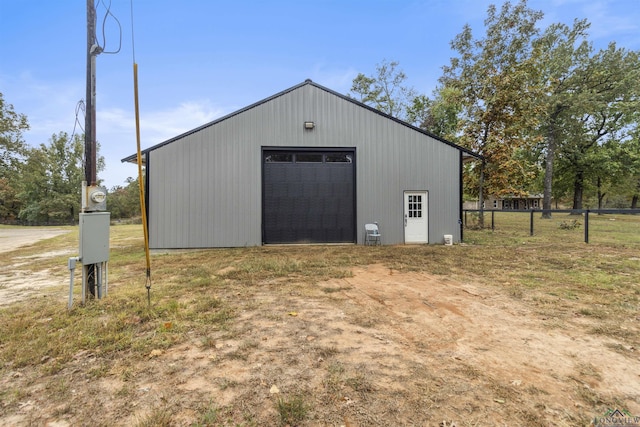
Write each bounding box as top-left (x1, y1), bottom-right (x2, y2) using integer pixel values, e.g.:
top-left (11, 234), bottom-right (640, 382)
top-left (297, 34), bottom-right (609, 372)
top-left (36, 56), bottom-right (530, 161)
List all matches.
top-left (350, 0), bottom-right (640, 213)
top-left (0, 93), bottom-right (140, 224)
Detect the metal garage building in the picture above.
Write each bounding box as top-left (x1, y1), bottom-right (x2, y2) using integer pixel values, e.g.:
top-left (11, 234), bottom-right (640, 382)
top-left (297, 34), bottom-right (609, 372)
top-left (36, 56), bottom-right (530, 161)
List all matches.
top-left (122, 80), bottom-right (481, 249)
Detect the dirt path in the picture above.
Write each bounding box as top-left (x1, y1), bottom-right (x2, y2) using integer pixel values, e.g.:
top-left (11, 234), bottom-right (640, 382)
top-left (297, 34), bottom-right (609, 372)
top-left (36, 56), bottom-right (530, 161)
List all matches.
top-left (339, 265), bottom-right (639, 418)
top-left (0, 228), bottom-right (72, 306)
top-left (0, 228), bottom-right (70, 254)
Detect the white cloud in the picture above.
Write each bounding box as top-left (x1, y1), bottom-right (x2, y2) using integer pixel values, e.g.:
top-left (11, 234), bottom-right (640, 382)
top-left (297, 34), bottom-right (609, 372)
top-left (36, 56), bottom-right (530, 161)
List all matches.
top-left (582, 1), bottom-right (639, 43)
top-left (140, 101), bottom-right (226, 144)
top-left (1, 73), bottom-right (228, 187)
top-left (309, 65), bottom-right (359, 94)
top-left (0, 73), bottom-right (84, 145)
top-left (96, 99), bottom-right (228, 187)
top-left (95, 100), bottom-right (227, 153)
top-left (534, 0), bottom-right (639, 48)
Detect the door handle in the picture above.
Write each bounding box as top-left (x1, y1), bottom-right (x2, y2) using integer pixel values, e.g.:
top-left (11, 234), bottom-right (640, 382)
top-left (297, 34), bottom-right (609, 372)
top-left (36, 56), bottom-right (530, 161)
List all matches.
top-left (404, 214), bottom-right (407, 227)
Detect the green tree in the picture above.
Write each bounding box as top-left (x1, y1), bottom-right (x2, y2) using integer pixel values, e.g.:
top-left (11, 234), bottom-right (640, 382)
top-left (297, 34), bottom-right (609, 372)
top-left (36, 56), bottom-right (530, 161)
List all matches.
top-left (406, 86), bottom-right (463, 141)
top-left (533, 19), bottom-right (591, 217)
top-left (0, 92), bottom-right (29, 220)
top-left (109, 177), bottom-right (142, 219)
top-left (555, 44), bottom-right (640, 211)
top-left (623, 126), bottom-right (640, 208)
top-left (350, 59), bottom-right (416, 120)
top-left (440, 0), bottom-right (546, 198)
top-left (18, 132), bottom-right (85, 223)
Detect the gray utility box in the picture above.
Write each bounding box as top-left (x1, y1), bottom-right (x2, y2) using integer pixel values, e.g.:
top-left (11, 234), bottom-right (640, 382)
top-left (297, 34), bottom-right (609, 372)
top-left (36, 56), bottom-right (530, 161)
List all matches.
top-left (79, 212), bottom-right (110, 264)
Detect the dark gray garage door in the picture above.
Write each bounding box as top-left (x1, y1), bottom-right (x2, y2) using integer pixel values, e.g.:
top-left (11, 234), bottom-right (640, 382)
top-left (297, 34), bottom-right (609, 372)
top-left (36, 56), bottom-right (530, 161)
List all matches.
top-left (263, 149), bottom-right (355, 244)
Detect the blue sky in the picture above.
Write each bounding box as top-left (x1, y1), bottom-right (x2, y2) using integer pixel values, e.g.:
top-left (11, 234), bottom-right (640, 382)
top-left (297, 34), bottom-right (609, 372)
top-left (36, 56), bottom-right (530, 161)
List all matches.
top-left (1, 0), bottom-right (639, 189)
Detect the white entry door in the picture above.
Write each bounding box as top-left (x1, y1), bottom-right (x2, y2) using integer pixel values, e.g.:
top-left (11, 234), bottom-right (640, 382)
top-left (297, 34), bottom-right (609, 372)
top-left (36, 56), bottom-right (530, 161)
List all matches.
top-left (404, 191), bottom-right (428, 243)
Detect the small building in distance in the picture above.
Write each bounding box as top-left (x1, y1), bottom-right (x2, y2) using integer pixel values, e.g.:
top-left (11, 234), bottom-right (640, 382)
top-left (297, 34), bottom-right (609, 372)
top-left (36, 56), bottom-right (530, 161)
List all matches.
top-left (464, 194), bottom-right (544, 210)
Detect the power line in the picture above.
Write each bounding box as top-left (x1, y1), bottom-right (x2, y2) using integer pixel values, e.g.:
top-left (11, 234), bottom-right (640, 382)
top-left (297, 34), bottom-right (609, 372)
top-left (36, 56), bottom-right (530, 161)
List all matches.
top-left (69, 100), bottom-right (86, 144)
top-left (96, 0), bottom-right (122, 55)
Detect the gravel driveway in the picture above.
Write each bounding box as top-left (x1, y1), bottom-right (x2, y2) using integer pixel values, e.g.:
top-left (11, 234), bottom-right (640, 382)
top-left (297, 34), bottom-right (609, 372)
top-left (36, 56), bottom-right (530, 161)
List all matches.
top-left (0, 228), bottom-right (71, 253)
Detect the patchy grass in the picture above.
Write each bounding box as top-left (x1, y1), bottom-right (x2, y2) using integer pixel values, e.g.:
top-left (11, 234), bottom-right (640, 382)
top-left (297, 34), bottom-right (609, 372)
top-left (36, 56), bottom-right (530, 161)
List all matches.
top-left (275, 394), bottom-right (309, 426)
top-left (0, 221), bottom-right (639, 425)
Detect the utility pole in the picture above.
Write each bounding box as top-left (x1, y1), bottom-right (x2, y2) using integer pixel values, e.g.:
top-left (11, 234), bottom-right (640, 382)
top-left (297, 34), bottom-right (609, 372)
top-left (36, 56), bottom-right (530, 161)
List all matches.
top-left (84, 0), bottom-right (99, 297)
top-left (85, 0), bottom-right (98, 186)
top-left (79, 0), bottom-right (109, 302)
top-left (68, 0), bottom-right (111, 308)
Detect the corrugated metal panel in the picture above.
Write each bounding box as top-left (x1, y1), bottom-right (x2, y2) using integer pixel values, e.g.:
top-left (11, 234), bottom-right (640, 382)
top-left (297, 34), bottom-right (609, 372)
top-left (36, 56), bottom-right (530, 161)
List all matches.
top-left (148, 83), bottom-right (462, 248)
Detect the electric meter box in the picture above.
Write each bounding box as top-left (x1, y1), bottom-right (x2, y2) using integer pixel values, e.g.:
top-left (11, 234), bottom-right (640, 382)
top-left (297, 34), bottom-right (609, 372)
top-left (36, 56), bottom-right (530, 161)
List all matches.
top-left (79, 212), bottom-right (110, 264)
top-left (82, 183), bottom-right (107, 211)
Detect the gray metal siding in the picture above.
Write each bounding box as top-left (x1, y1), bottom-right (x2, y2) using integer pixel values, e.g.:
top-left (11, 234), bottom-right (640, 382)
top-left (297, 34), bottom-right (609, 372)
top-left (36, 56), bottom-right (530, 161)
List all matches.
top-left (148, 84), bottom-right (461, 248)
top-left (149, 122), bottom-right (262, 248)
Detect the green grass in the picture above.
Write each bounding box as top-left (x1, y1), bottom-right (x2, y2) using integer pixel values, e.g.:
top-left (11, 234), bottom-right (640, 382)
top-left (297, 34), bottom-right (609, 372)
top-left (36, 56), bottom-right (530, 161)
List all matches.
top-left (465, 210), bottom-right (640, 246)
top-left (2, 220), bottom-right (639, 366)
top-left (1, 221), bottom-right (639, 425)
top-left (275, 394), bottom-right (309, 426)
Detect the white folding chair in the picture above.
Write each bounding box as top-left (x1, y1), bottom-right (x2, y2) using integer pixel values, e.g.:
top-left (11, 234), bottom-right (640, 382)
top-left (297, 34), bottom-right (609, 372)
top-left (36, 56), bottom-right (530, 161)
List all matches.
top-left (364, 223), bottom-right (381, 245)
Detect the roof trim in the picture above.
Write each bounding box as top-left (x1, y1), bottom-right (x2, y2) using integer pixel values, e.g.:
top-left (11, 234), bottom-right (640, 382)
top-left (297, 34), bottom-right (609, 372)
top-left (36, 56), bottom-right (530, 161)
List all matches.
top-left (121, 79), bottom-right (483, 164)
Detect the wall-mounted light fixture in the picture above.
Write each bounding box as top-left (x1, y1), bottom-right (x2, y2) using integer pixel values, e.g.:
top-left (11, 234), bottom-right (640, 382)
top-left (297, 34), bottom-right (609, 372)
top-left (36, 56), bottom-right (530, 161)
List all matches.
top-left (304, 121), bottom-right (315, 130)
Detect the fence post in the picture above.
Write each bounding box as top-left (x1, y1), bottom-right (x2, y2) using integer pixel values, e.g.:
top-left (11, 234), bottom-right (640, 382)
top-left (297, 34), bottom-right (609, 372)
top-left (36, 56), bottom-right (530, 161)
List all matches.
top-left (585, 210), bottom-right (589, 243)
top-left (530, 209), bottom-right (534, 236)
top-left (491, 210), bottom-right (495, 230)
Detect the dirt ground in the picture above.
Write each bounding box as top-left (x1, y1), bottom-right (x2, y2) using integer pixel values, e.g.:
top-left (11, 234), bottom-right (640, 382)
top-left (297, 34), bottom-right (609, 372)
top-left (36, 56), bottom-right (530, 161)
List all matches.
top-left (0, 231), bottom-right (638, 425)
top-left (0, 228), bottom-right (73, 306)
top-left (0, 228), bottom-right (70, 253)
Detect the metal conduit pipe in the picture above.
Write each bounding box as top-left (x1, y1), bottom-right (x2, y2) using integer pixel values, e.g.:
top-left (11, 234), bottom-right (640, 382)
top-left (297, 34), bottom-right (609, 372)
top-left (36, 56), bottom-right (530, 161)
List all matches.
top-left (68, 257), bottom-right (81, 310)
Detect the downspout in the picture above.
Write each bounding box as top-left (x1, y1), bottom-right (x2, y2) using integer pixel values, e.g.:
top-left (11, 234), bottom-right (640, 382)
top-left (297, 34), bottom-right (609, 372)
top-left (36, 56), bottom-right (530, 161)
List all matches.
top-left (144, 151), bottom-right (150, 247)
top-left (479, 160), bottom-right (485, 228)
top-left (459, 151), bottom-right (464, 242)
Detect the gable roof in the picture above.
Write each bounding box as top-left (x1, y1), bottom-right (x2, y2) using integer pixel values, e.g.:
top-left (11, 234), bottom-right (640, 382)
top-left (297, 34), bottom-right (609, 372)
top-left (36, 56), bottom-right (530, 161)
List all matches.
top-left (122, 79), bottom-right (482, 164)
